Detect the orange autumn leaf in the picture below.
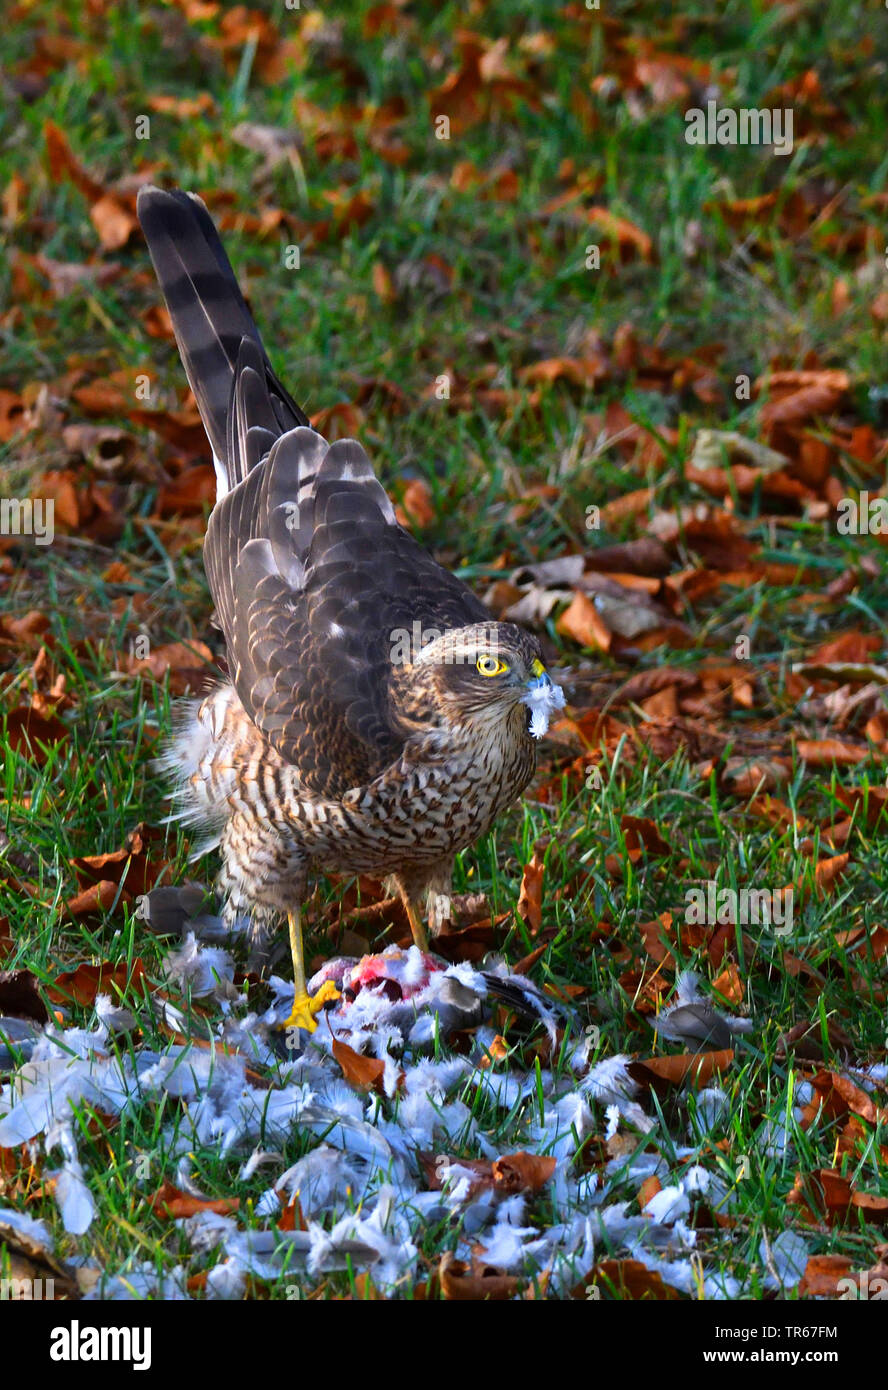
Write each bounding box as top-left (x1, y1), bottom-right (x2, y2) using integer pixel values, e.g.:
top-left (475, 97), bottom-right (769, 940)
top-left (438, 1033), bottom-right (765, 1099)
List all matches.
top-left (813, 853), bottom-right (850, 897)
top-left (796, 739), bottom-right (869, 766)
top-left (149, 1182), bottom-right (239, 1219)
top-left (620, 815), bottom-right (671, 858)
top-left (4, 707), bottom-right (69, 757)
top-left (491, 1153), bottom-right (556, 1194)
top-left (123, 640), bottom-right (214, 695)
top-left (628, 1050), bottom-right (734, 1090)
top-left (331, 1037), bottom-right (387, 1091)
top-left (789, 1169), bottom-right (888, 1227)
top-left (371, 261), bottom-right (395, 303)
top-left (516, 849), bottom-right (545, 935)
top-left (556, 590), bottom-right (612, 651)
top-left (48, 957), bottom-right (146, 1006)
top-left (519, 357), bottom-right (608, 388)
top-left (399, 478), bottom-right (435, 529)
top-left (438, 1251), bottom-right (519, 1300)
top-left (44, 123), bottom-right (137, 250)
top-left (586, 207), bottom-right (655, 264)
top-left (711, 962), bottom-right (744, 1006)
top-left (808, 1071), bottom-right (886, 1127)
top-left (579, 1258), bottom-right (680, 1300)
top-left (798, 1255), bottom-right (854, 1298)
top-left (64, 880), bottom-right (132, 919)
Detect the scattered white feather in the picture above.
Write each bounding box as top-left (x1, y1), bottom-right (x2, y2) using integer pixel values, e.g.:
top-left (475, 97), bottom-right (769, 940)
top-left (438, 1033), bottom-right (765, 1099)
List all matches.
top-left (521, 677), bottom-right (566, 738)
top-left (761, 1229), bottom-right (809, 1290)
top-left (163, 932), bottom-right (236, 1001)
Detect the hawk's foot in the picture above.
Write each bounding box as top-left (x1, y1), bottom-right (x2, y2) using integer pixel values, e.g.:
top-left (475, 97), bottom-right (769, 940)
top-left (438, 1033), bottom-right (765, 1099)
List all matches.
top-left (279, 979), bottom-right (340, 1033)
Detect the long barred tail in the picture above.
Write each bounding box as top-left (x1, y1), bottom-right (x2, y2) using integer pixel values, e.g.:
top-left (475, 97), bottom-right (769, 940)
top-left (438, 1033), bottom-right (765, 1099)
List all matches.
top-left (136, 186), bottom-right (309, 490)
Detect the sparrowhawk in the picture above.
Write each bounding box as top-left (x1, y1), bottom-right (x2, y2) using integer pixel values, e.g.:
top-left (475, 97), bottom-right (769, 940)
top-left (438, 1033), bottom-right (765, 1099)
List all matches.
top-left (137, 187), bottom-right (564, 1032)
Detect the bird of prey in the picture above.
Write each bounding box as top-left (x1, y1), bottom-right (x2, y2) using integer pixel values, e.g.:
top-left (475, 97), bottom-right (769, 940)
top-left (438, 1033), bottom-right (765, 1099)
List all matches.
top-left (137, 187), bottom-right (564, 1033)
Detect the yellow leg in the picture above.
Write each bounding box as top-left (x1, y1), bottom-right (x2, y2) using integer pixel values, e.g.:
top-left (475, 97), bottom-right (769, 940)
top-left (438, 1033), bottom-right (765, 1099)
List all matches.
top-left (405, 901), bottom-right (429, 952)
top-left (280, 908), bottom-right (339, 1032)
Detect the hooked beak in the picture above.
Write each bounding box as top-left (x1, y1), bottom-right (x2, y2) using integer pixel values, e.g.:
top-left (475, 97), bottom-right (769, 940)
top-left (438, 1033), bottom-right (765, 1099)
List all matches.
top-left (522, 658), bottom-right (566, 738)
top-left (525, 657), bottom-right (553, 692)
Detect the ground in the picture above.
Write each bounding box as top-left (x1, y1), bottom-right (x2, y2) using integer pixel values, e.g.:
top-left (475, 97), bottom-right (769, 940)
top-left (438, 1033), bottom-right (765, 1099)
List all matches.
top-left (0, 0), bottom-right (887, 1302)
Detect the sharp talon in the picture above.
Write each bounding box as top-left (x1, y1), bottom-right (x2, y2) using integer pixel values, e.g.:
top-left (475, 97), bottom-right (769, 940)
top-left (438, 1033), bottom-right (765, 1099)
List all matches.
top-left (279, 980), bottom-right (340, 1033)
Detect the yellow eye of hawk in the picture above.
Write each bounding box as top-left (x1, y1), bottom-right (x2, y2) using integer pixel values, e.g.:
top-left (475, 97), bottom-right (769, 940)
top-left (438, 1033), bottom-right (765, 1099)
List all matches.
top-left (476, 655), bottom-right (509, 677)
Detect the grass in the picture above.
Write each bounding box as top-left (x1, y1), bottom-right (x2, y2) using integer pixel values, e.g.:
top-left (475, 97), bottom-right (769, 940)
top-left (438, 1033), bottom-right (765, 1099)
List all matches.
top-left (0, 0), bottom-right (887, 1301)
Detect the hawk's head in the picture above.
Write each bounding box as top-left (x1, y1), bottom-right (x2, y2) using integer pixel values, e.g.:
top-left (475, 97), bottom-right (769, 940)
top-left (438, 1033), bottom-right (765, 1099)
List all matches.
top-left (392, 621), bottom-right (565, 741)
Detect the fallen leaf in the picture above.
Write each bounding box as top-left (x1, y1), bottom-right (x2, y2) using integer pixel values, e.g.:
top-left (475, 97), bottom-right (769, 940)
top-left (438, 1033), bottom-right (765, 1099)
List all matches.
top-left (148, 1182), bottom-right (240, 1219)
top-left (0, 969), bottom-right (50, 1024)
top-left (578, 1258), bottom-right (680, 1300)
top-left (556, 590), bottom-right (612, 651)
top-left (628, 1050), bottom-right (734, 1091)
top-left (438, 1250), bottom-right (520, 1300)
top-left (492, 1153), bottom-right (556, 1194)
top-left (516, 849), bottom-right (545, 935)
top-left (48, 958), bottom-right (146, 1006)
top-left (331, 1037), bottom-right (386, 1092)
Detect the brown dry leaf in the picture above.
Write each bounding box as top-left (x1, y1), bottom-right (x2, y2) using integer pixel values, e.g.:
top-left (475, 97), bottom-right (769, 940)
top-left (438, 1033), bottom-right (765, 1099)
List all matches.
top-left (808, 1070), bottom-right (886, 1127)
top-left (146, 93), bottom-right (216, 119)
top-left (331, 1037), bottom-right (386, 1092)
top-left (130, 405), bottom-right (207, 455)
top-left (811, 631), bottom-right (883, 665)
top-left (48, 957), bottom-right (146, 1006)
top-left (628, 1050), bottom-right (734, 1091)
top-left (0, 969), bottom-right (50, 1024)
top-left (438, 1250), bottom-right (519, 1300)
top-left (424, 918), bottom-right (503, 965)
top-left (149, 1182), bottom-right (239, 1219)
top-left (0, 389), bottom-right (28, 442)
top-left (429, 32), bottom-right (533, 136)
top-left (745, 795), bottom-right (805, 831)
top-left (123, 640), bottom-right (214, 696)
top-left (418, 1152), bottom-right (493, 1196)
top-left (556, 590), bottom-right (612, 651)
top-left (834, 786), bottom-right (888, 828)
top-left (788, 1169), bottom-right (888, 1227)
top-left (492, 1153), bottom-right (556, 1195)
top-left (711, 962), bottom-right (744, 1006)
top-left (44, 123), bottom-right (137, 250)
top-left (620, 815), bottom-right (671, 858)
top-left (0, 611), bottom-right (50, 653)
top-left (798, 1254), bottom-right (853, 1298)
top-left (4, 707), bottom-right (69, 757)
top-left (812, 853), bottom-right (850, 897)
top-left (371, 261), bottom-right (395, 303)
top-left (579, 1258), bottom-right (680, 1300)
top-left (586, 207), bottom-right (655, 264)
top-left (309, 401), bottom-right (365, 439)
top-left (153, 465), bottom-right (216, 518)
top-left (638, 1174), bottom-right (663, 1210)
top-left (796, 738), bottom-right (869, 767)
top-left (639, 685), bottom-right (678, 719)
top-left (758, 369), bottom-right (849, 429)
top-left (398, 478), bottom-right (435, 529)
top-left (64, 881), bottom-right (130, 919)
top-left (519, 357), bottom-right (608, 389)
top-left (70, 840), bottom-right (164, 901)
top-left (516, 849), bottom-right (545, 935)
